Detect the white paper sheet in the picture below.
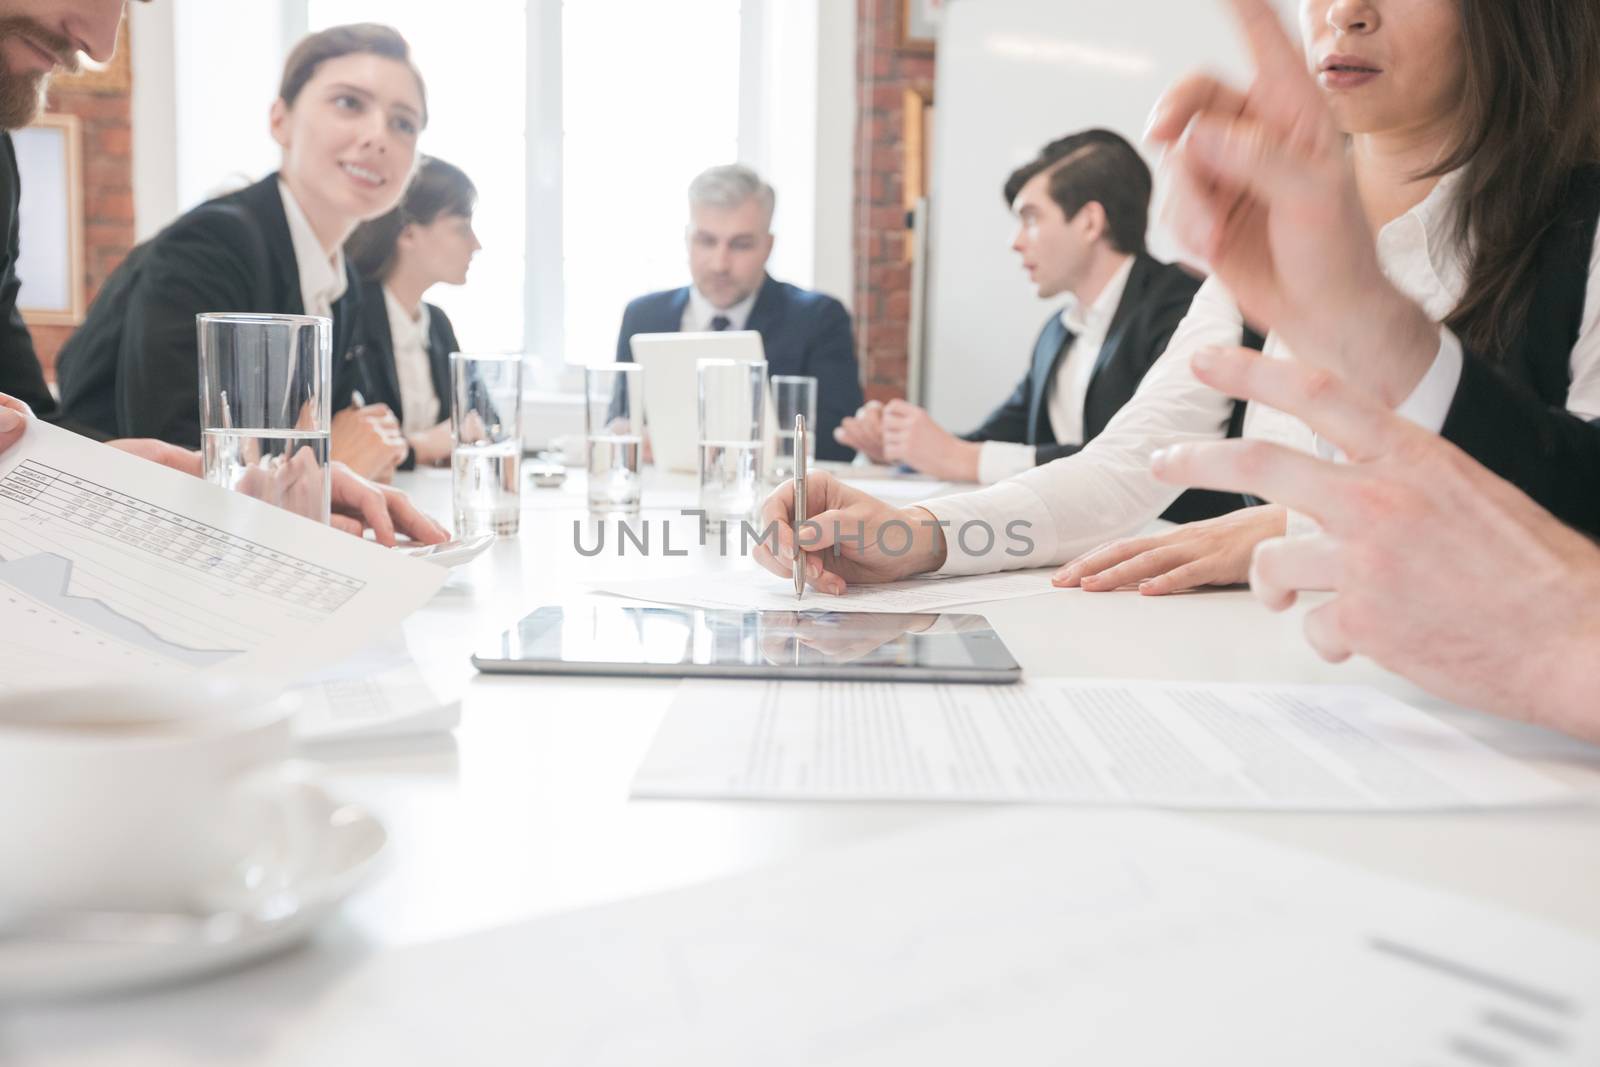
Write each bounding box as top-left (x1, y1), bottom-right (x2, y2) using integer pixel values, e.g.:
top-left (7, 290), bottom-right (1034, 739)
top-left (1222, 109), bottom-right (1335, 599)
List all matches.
top-left (595, 565), bottom-right (1058, 614)
top-left (0, 421), bottom-right (445, 692)
top-left (632, 678), bottom-right (1578, 811)
top-left (287, 634), bottom-right (459, 746)
top-left (14, 809), bottom-right (1594, 1065)
top-left (838, 478), bottom-right (958, 502)
top-left (288, 664), bottom-right (459, 746)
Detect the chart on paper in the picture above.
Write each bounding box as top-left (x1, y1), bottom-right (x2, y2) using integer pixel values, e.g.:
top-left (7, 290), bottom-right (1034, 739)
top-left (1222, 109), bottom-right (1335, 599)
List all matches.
top-left (0, 457), bottom-right (367, 689)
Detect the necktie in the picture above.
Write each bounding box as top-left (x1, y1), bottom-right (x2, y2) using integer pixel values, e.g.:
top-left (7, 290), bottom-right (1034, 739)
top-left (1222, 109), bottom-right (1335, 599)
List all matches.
top-left (710, 315), bottom-right (731, 331)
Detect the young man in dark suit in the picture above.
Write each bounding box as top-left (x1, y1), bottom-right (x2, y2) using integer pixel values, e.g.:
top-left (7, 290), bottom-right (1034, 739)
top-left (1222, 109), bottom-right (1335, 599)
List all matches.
top-left (834, 129), bottom-right (1238, 522)
top-left (614, 164), bottom-right (864, 461)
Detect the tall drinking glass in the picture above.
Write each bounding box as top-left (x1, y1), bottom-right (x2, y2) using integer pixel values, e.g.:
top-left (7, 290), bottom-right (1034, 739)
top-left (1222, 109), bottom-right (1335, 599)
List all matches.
top-left (698, 358), bottom-right (767, 523)
top-left (450, 352), bottom-right (525, 537)
top-left (769, 375), bottom-right (817, 483)
top-left (198, 313), bottom-right (331, 524)
top-left (584, 363), bottom-right (644, 515)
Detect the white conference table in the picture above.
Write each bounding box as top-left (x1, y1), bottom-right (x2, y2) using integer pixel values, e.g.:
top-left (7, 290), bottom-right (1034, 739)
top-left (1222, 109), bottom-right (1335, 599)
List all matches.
top-left (6, 463), bottom-right (1600, 1062)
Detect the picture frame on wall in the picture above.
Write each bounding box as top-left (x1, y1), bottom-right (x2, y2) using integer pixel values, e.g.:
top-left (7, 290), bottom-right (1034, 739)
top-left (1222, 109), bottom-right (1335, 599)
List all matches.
top-left (13, 113), bottom-right (86, 327)
top-left (901, 0), bottom-right (942, 52)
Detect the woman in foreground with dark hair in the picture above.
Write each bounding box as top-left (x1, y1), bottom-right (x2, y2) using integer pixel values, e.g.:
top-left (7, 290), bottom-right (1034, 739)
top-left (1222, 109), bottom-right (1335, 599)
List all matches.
top-left (345, 157), bottom-right (480, 468)
top-left (754, 0), bottom-right (1600, 595)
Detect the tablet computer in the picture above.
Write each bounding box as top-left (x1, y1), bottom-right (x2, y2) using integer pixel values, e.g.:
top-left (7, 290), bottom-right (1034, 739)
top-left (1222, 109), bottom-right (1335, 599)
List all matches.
top-left (472, 604), bottom-right (1022, 684)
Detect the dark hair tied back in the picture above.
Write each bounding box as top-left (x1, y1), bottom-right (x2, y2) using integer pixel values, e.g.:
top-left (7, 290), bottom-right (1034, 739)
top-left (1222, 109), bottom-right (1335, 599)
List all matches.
top-left (346, 157), bottom-right (478, 281)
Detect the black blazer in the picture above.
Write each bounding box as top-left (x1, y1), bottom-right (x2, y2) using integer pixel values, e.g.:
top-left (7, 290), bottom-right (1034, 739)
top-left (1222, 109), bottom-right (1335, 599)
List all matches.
top-left (346, 278), bottom-right (459, 469)
top-left (55, 173), bottom-right (365, 448)
top-left (1439, 167), bottom-right (1600, 537)
top-left (615, 274), bottom-right (865, 461)
top-left (0, 133), bottom-right (53, 420)
top-left (963, 253), bottom-right (1240, 523)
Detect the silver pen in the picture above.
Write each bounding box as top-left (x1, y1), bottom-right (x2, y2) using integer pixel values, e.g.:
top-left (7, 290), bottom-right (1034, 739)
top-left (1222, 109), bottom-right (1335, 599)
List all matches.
top-left (793, 413), bottom-right (807, 601)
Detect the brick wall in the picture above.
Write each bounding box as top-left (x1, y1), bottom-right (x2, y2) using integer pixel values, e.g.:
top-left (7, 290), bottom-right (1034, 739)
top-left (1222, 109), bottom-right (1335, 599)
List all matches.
top-left (852, 0), bottom-right (934, 403)
top-left (30, 26), bottom-right (135, 381)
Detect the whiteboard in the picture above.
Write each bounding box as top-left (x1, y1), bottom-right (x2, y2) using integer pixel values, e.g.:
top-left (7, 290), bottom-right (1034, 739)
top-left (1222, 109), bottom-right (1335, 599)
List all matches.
top-left (921, 0), bottom-right (1295, 428)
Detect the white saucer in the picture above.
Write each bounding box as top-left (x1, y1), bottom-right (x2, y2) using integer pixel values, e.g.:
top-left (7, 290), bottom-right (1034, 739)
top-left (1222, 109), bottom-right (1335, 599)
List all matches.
top-left (0, 779), bottom-right (386, 1001)
top-left (396, 531), bottom-right (496, 567)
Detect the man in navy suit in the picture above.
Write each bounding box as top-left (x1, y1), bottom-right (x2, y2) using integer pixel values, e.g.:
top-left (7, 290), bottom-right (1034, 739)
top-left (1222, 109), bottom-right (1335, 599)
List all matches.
top-left (615, 164), bottom-right (863, 461)
top-left (833, 129), bottom-right (1239, 522)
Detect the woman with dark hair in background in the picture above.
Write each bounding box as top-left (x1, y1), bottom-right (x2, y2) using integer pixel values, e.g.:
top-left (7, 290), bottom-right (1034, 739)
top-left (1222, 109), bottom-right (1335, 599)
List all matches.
top-left (54, 23), bottom-right (427, 482)
top-left (345, 157), bottom-right (480, 468)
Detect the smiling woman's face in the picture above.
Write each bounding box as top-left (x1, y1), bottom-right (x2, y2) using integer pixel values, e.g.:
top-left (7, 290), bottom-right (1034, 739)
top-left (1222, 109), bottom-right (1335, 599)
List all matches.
top-left (270, 52), bottom-right (424, 232)
top-left (1299, 0), bottom-right (1467, 137)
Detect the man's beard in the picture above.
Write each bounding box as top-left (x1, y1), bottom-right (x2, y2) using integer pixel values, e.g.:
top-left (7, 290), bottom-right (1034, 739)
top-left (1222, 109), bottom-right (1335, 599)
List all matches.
top-left (0, 17), bottom-right (79, 131)
top-left (0, 68), bottom-right (47, 130)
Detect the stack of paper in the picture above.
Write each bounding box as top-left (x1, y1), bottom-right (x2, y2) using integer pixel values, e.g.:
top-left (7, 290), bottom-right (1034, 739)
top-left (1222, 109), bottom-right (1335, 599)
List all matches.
top-left (285, 632), bottom-right (459, 746)
top-left (288, 663), bottom-right (459, 747)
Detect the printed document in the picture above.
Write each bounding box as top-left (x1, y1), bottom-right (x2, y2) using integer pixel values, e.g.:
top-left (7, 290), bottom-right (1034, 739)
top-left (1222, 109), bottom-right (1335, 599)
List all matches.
top-left (0, 421), bottom-right (445, 693)
top-left (632, 678), bottom-right (1577, 810)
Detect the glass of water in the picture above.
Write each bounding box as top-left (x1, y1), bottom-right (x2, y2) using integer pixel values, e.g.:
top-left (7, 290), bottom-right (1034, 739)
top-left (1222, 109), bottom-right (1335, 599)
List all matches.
top-left (198, 313), bottom-right (331, 524)
top-left (450, 352), bottom-right (524, 537)
top-left (770, 375), bottom-right (817, 483)
top-left (698, 358), bottom-right (767, 523)
top-left (584, 363), bottom-right (644, 515)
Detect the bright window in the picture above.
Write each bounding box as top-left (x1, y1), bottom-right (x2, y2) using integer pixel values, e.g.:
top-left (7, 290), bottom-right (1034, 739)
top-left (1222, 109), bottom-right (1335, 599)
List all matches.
top-left (306, 0), bottom-right (528, 354)
top-left (560, 0), bottom-right (742, 365)
top-left (301, 1), bottom-right (747, 368)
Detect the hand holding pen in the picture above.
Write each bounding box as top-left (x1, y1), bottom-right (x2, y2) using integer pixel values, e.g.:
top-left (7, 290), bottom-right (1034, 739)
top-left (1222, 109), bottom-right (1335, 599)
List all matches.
top-left (793, 413), bottom-right (807, 601)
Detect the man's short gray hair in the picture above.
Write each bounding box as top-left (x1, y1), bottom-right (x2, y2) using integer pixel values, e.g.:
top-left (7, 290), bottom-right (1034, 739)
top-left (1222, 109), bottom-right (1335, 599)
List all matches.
top-left (688, 164), bottom-right (776, 230)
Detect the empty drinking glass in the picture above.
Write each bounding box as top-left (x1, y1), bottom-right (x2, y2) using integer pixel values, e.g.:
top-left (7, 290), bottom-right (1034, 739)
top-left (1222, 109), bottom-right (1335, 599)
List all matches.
top-left (584, 363), bottom-right (644, 515)
top-left (450, 352), bottom-right (525, 537)
top-left (198, 313), bottom-right (331, 524)
top-left (769, 375), bottom-right (817, 483)
top-left (698, 358), bottom-right (767, 523)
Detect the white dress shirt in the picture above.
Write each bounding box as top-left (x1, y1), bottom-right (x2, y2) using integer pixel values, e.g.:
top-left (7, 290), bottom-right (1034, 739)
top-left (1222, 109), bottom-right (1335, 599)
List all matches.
top-left (682, 285), bottom-right (758, 333)
top-left (923, 169), bottom-right (1600, 574)
top-left (384, 287), bottom-right (440, 436)
top-left (277, 181), bottom-right (348, 321)
top-left (977, 256), bottom-right (1134, 485)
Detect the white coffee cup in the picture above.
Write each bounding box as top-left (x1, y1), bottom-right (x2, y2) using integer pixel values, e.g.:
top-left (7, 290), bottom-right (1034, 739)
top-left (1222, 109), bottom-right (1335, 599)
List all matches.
top-left (0, 678), bottom-right (310, 912)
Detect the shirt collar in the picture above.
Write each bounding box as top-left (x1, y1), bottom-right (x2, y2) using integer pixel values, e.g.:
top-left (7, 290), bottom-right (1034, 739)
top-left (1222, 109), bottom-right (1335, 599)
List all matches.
top-left (278, 180), bottom-right (348, 315)
top-left (383, 285), bottom-right (430, 345)
top-left (1375, 168), bottom-right (1468, 320)
top-left (1060, 254), bottom-right (1134, 337)
top-left (688, 284), bottom-right (759, 332)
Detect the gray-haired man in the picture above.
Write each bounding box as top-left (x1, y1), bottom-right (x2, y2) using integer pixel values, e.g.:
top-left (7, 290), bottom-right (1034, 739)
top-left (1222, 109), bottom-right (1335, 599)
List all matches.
top-left (615, 164), bottom-right (863, 460)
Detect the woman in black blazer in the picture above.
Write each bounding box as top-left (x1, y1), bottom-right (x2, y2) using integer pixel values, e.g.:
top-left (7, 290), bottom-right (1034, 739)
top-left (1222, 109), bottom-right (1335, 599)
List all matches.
top-left (55, 24), bottom-right (425, 481)
top-left (345, 157), bottom-right (480, 468)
